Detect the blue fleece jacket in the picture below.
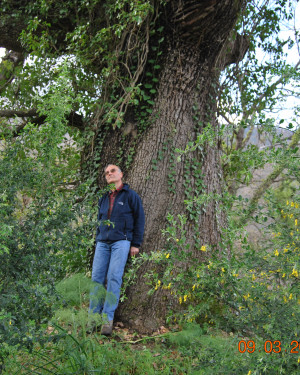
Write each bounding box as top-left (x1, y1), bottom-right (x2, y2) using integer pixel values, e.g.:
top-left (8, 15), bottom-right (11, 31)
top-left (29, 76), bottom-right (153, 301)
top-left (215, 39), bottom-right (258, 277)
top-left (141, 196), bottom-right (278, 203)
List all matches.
top-left (95, 184), bottom-right (145, 247)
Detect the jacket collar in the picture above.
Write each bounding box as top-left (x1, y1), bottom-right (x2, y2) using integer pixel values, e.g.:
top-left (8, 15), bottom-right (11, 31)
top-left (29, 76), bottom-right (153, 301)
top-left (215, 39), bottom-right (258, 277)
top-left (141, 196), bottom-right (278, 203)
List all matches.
top-left (107, 183), bottom-right (129, 194)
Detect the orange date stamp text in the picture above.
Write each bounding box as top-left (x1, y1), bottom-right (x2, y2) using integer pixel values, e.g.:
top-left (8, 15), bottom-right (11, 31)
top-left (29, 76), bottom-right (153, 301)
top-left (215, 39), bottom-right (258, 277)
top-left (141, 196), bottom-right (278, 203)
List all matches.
top-left (238, 340), bottom-right (300, 354)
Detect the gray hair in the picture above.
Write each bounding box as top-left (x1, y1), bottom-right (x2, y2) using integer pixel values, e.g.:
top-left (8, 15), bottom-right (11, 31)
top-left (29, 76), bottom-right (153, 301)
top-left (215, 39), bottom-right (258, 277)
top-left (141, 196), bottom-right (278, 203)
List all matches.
top-left (103, 164), bottom-right (122, 173)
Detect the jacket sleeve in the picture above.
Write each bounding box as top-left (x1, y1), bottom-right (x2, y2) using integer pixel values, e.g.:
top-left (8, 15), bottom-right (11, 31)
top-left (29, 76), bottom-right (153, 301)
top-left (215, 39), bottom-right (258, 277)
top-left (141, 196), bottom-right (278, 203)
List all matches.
top-left (96, 194), bottom-right (106, 238)
top-left (97, 195), bottom-right (104, 221)
top-left (130, 191), bottom-right (145, 248)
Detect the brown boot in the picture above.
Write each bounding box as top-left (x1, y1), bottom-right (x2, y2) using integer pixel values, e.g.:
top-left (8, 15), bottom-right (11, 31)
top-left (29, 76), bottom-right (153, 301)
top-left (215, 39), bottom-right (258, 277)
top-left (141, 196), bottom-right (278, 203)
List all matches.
top-left (101, 320), bottom-right (113, 336)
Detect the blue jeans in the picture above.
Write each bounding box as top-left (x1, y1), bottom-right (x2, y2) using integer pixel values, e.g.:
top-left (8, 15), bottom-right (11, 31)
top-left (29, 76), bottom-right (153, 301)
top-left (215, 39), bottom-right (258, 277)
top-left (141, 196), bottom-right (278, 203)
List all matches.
top-left (89, 240), bottom-right (131, 321)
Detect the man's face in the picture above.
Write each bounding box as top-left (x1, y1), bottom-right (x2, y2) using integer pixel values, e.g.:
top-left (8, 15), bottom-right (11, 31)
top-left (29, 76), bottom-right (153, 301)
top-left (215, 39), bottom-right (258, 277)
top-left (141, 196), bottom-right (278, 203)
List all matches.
top-left (104, 165), bottom-right (123, 186)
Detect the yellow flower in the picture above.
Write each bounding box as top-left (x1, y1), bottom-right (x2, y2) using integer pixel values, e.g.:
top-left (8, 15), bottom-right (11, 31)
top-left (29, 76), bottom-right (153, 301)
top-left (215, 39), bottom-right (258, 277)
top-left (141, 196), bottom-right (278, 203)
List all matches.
top-left (295, 203), bottom-right (299, 208)
top-left (283, 296), bottom-right (288, 303)
top-left (176, 239), bottom-right (179, 242)
top-left (9, 320), bottom-right (12, 325)
top-left (286, 200), bottom-right (289, 206)
top-left (284, 248), bottom-right (288, 253)
top-left (282, 273), bottom-right (286, 278)
top-left (291, 202), bottom-right (295, 207)
top-left (232, 273), bottom-right (239, 277)
top-left (292, 269), bottom-right (299, 277)
top-left (166, 253), bottom-right (170, 259)
top-left (192, 284), bottom-right (196, 291)
top-left (248, 371), bottom-right (252, 375)
top-left (274, 249), bottom-right (279, 256)
top-left (155, 280), bottom-right (161, 290)
top-left (184, 295), bottom-right (188, 302)
top-left (179, 297), bottom-right (182, 304)
top-left (163, 283), bottom-right (171, 290)
top-left (243, 293), bottom-right (250, 301)
top-left (289, 293), bottom-right (293, 300)
top-left (221, 267), bottom-right (225, 273)
top-left (201, 245), bottom-right (206, 252)
top-left (197, 273), bottom-right (200, 278)
top-left (252, 274), bottom-right (256, 281)
top-left (295, 219), bottom-right (298, 226)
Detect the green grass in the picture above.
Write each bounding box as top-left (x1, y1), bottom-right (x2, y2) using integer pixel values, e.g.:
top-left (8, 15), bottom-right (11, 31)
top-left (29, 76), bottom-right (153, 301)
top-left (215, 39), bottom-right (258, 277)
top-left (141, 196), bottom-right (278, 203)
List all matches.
top-left (4, 324), bottom-right (298, 375)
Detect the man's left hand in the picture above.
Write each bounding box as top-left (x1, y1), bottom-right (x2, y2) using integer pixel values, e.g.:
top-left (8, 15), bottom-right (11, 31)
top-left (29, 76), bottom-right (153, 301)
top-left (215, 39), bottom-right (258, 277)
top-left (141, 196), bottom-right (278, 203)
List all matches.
top-left (130, 246), bottom-right (139, 256)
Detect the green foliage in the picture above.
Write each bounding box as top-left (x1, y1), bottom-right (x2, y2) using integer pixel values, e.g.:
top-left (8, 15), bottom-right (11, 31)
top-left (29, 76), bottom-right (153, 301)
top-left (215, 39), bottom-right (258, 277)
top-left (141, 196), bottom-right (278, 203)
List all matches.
top-left (54, 274), bottom-right (105, 333)
top-left (221, 0), bottom-right (299, 119)
top-left (54, 273), bottom-right (118, 330)
top-left (17, 0), bottom-right (160, 130)
top-left (0, 66), bottom-right (98, 357)
top-left (56, 274), bottom-right (95, 307)
top-left (120, 255), bottom-right (147, 302)
top-left (218, 0), bottom-right (299, 198)
top-left (144, 187), bottom-right (299, 373)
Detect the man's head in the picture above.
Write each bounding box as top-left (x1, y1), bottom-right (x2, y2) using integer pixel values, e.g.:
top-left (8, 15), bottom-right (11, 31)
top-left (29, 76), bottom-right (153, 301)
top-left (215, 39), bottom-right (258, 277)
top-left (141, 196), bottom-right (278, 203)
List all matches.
top-left (104, 164), bottom-right (123, 188)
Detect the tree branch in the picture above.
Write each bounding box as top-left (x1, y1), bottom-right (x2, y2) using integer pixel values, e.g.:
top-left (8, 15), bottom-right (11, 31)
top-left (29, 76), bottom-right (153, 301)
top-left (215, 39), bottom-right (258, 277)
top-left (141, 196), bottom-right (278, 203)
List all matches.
top-left (0, 50), bottom-right (25, 93)
top-left (0, 109), bottom-right (85, 134)
top-left (221, 32), bottom-right (250, 68)
top-left (240, 59), bottom-right (300, 148)
top-left (239, 126), bottom-right (300, 226)
top-left (0, 109), bottom-right (38, 118)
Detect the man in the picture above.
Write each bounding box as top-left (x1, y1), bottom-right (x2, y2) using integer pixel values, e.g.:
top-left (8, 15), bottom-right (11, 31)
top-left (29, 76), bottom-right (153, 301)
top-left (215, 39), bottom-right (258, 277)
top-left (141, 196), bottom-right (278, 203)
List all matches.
top-left (89, 164), bottom-right (145, 335)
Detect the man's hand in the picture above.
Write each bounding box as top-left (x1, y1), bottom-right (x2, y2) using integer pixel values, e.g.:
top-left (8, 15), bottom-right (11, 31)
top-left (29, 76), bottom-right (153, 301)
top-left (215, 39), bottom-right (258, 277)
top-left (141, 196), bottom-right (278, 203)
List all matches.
top-left (130, 246), bottom-right (139, 256)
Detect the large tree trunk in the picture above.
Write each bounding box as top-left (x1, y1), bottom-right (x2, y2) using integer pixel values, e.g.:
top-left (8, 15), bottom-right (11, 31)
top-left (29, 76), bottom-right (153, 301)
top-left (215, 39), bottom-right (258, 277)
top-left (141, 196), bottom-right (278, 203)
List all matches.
top-left (86, 1), bottom-right (245, 332)
top-left (118, 50), bottom-right (225, 333)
